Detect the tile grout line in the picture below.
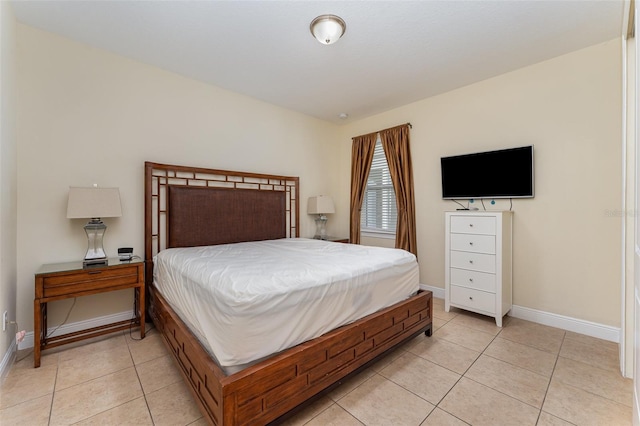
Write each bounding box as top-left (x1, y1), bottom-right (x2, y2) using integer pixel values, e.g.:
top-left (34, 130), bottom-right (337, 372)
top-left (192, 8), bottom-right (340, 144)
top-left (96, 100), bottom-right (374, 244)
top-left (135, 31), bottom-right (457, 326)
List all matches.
top-left (126, 329), bottom-right (157, 425)
top-left (427, 318), bottom-right (501, 425)
top-left (534, 330), bottom-right (565, 425)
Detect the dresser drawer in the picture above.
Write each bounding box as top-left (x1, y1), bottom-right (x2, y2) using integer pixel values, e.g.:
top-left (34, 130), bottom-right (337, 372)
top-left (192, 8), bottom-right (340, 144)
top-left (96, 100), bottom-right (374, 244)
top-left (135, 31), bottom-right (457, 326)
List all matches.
top-left (450, 250), bottom-right (496, 273)
top-left (42, 265), bottom-right (140, 298)
top-left (450, 268), bottom-right (496, 293)
top-left (450, 285), bottom-right (495, 314)
top-left (450, 215), bottom-right (496, 235)
top-left (450, 233), bottom-right (495, 254)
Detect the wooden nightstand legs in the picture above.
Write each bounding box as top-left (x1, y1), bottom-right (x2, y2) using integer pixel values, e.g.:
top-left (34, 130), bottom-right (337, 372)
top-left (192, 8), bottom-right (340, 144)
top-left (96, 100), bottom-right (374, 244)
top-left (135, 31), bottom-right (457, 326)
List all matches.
top-left (135, 286), bottom-right (145, 339)
top-left (33, 300), bottom-right (44, 368)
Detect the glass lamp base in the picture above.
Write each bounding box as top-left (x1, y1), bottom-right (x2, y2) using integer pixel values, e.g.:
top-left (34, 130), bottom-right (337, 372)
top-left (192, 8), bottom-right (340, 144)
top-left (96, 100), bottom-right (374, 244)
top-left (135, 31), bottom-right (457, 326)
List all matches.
top-left (313, 215), bottom-right (328, 240)
top-left (83, 219), bottom-right (108, 266)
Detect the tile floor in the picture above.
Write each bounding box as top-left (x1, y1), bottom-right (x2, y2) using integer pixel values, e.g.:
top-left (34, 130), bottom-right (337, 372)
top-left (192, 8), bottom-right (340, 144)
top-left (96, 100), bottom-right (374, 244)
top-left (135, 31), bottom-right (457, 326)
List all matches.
top-left (0, 298), bottom-right (633, 425)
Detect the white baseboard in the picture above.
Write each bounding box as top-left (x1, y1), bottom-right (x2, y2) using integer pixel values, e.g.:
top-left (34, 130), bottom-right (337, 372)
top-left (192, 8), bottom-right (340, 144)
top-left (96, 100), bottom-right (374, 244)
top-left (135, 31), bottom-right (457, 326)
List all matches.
top-left (0, 339), bottom-right (17, 385)
top-left (509, 304), bottom-right (620, 343)
top-left (420, 283), bottom-right (445, 299)
top-left (419, 283), bottom-right (619, 343)
top-left (19, 310), bottom-right (136, 351)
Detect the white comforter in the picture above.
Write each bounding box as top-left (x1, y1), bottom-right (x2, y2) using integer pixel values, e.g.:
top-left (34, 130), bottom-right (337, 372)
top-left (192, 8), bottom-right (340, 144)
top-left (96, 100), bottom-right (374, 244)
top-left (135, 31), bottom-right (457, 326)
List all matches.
top-left (153, 238), bottom-right (419, 370)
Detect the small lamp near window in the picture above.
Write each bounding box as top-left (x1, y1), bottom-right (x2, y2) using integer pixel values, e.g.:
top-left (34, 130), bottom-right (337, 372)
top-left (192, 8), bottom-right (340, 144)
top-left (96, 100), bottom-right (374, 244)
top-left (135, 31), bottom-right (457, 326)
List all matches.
top-left (67, 186), bottom-right (122, 267)
top-left (307, 195), bottom-right (335, 240)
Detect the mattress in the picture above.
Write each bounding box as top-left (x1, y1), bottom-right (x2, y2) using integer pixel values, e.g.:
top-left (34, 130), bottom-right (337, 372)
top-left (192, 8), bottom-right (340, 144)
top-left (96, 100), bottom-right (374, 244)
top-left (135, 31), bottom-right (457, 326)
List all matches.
top-left (153, 238), bottom-right (419, 371)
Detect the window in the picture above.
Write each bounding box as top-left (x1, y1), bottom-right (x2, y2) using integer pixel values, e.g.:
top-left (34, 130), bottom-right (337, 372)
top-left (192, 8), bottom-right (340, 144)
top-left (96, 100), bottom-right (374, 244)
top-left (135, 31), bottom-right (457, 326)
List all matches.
top-left (361, 136), bottom-right (397, 235)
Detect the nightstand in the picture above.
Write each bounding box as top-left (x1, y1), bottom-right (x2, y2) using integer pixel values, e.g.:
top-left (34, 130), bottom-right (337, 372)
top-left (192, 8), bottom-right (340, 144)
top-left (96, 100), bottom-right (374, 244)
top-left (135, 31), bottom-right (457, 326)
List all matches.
top-left (324, 236), bottom-right (350, 243)
top-left (33, 258), bottom-right (145, 367)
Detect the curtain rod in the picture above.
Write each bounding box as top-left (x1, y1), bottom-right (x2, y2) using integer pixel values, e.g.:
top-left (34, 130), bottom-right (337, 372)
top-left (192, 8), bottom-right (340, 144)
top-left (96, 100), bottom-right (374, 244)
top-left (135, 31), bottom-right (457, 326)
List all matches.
top-left (352, 122), bottom-right (412, 140)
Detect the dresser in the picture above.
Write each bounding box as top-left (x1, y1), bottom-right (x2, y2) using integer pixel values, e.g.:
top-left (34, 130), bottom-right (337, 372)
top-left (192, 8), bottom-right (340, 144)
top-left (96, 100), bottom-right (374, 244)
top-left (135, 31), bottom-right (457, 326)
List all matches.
top-left (445, 211), bottom-right (512, 326)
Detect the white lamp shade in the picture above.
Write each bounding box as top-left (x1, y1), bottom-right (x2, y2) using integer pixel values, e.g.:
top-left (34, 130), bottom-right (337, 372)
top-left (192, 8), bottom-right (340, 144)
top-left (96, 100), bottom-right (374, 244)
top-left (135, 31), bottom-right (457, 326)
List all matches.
top-left (310, 15), bottom-right (346, 45)
top-left (67, 187), bottom-right (122, 219)
top-left (307, 195), bottom-right (335, 215)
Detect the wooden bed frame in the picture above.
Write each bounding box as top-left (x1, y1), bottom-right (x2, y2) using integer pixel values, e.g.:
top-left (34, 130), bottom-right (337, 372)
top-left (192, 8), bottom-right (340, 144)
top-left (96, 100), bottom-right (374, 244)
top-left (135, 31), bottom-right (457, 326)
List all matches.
top-left (144, 161), bottom-right (433, 425)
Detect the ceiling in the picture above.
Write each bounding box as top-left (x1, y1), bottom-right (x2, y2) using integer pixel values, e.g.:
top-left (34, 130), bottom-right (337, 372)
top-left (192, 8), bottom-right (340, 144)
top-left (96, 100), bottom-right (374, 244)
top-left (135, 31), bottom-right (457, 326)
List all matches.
top-left (11, 0), bottom-right (626, 125)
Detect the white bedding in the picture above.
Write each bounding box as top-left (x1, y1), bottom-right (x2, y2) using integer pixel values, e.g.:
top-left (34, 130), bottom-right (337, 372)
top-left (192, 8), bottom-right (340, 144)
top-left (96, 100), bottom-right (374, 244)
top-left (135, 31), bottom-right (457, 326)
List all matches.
top-left (153, 238), bottom-right (419, 370)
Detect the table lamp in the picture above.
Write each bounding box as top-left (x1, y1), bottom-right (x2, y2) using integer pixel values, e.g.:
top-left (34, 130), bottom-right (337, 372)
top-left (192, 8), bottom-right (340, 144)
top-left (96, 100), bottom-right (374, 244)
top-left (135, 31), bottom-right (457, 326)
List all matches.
top-left (67, 186), bottom-right (122, 266)
top-left (307, 195), bottom-right (335, 240)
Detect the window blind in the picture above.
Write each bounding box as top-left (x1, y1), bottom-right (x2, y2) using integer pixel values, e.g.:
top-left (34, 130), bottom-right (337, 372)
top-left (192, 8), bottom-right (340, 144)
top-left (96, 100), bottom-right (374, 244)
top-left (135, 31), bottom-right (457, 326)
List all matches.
top-left (361, 136), bottom-right (397, 233)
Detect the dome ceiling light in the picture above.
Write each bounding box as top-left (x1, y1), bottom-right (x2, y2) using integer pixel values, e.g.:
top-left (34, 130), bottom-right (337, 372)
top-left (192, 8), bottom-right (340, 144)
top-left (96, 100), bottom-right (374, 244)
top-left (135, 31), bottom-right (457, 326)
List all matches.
top-left (310, 14), bottom-right (346, 45)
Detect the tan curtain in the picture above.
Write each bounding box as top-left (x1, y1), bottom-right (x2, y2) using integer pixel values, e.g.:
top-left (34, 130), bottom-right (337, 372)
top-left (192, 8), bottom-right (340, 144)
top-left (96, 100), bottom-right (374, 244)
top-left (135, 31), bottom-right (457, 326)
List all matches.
top-left (350, 132), bottom-right (378, 245)
top-left (379, 124), bottom-right (418, 256)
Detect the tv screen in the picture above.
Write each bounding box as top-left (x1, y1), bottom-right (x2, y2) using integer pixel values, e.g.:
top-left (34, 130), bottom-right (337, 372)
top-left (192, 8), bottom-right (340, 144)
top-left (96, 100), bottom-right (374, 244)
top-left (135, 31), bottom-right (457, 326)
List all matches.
top-left (441, 145), bottom-right (534, 199)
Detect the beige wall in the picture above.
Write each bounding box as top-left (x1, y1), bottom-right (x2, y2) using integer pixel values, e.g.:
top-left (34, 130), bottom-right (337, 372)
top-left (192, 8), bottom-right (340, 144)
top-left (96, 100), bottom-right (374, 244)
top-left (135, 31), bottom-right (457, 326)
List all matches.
top-left (338, 40), bottom-right (623, 327)
top-left (15, 25), bottom-right (340, 331)
top-left (14, 24), bottom-right (624, 336)
top-left (0, 2), bottom-right (17, 360)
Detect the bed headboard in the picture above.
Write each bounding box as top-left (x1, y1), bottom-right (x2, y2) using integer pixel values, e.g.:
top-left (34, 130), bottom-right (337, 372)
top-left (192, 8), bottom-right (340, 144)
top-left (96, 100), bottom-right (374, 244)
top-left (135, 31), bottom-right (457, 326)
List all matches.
top-left (144, 162), bottom-right (300, 286)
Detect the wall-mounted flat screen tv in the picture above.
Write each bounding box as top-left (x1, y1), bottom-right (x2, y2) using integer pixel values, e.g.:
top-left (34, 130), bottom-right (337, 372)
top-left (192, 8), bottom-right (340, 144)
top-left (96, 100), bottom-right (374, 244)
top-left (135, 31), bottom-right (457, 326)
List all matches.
top-left (441, 145), bottom-right (534, 199)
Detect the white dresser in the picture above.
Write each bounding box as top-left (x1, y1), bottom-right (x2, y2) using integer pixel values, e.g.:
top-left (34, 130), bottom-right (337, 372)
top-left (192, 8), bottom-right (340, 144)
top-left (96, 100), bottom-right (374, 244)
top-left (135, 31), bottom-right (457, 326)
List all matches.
top-left (445, 211), bottom-right (513, 326)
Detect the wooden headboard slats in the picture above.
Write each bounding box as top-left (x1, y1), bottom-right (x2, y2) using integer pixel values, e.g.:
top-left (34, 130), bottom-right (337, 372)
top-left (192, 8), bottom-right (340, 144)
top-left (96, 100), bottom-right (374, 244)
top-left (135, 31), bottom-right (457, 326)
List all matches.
top-left (144, 161), bottom-right (300, 288)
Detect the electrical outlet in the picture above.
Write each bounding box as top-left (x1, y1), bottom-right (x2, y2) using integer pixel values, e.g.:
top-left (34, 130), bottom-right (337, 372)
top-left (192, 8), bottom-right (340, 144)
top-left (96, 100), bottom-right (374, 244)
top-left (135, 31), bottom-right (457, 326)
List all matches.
top-left (2, 311), bottom-right (7, 332)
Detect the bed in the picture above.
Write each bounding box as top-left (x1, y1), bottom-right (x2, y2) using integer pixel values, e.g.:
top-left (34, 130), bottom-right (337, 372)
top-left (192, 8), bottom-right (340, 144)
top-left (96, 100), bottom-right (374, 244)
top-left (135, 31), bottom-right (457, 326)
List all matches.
top-left (144, 161), bottom-right (433, 425)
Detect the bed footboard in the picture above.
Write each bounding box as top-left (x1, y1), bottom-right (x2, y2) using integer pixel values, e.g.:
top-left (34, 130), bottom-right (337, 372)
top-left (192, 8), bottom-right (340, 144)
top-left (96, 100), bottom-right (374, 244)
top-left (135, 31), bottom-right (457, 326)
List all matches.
top-left (149, 287), bottom-right (433, 425)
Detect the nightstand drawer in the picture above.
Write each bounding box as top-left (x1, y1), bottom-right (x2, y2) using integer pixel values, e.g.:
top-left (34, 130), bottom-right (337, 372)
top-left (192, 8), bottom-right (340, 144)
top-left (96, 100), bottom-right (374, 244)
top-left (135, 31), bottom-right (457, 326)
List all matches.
top-left (450, 216), bottom-right (496, 235)
top-left (42, 265), bottom-right (140, 298)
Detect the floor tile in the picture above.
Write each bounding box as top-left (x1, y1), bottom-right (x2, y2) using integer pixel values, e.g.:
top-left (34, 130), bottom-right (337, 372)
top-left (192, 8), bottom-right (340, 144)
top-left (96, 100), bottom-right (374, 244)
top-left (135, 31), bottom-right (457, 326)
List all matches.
top-left (536, 411), bottom-right (575, 426)
top-left (498, 317), bottom-right (565, 354)
top-left (449, 311), bottom-right (502, 335)
top-left (542, 379), bottom-right (631, 425)
top-left (421, 407), bottom-right (469, 425)
top-left (0, 364), bottom-right (57, 409)
top-left (146, 380), bottom-right (202, 426)
top-left (559, 335), bottom-right (620, 373)
top-left (74, 397), bottom-right (153, 425)
top-left (465, 354), bottom-right (549, 408)
top-left (136, 354), bottom-right (182, 394)
top-left (338, 374), bottom-right (434, 425)
top-left (1, 308), bottom-right (633, 426)
top-left (484, 337), bottom-right (557, 377)
top-left (55, 344), bottom-right (133, 390)
top-left (432, 316), bottom-right (449, 331)
top-left (55, 333), bottom-right (127, 363)
top-left (11, 349), bottom-right (58, 372)
top-left (408, 335), bottom-right (480, 374)
top-left (379, 351), bottom-right (460, 405)
top-left (435, 322), bottom-right (496, 352)
top-left (327, 367), bottom-right (376, 401)
top-left (305, 403), bottom-right (364, 426)
top-left (126, 332), bottom-right (169, 365)
top-left (279, 396), bottom-right (335, 426)
top-left (439, 377), bottom-right (540, 426)
top-left (564, 330), bottom-right (618, 350)
top-left (432, 304), bottom-right (460, 321)
top-left (367, 345), bottom-right (407, 373)
top-left (0, 393), bottom-right (52, 426)
top-left (49, 367), bottom-right (143, 425)
top-left (552, 357), bottom-right (633, 407)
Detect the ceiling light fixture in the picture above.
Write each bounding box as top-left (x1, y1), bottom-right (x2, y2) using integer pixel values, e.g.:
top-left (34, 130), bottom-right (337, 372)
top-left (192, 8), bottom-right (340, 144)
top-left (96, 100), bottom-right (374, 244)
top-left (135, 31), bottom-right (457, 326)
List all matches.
top-left (310, 14), bottom-right (346, 45)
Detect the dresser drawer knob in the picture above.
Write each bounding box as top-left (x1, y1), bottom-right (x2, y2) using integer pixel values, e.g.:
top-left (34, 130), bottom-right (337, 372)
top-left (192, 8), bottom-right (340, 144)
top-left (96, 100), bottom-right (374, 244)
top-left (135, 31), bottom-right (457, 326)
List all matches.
top-left (469, 260), bottom-right (474, 264)
top-left (469, 296), bottom-right (473, 300)
top-left (469, 224), bottom-right (474, 227)
top-left (469, 278), bottom-right (474, 282)
top-left (469, 242), bottom-right (474, 246)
